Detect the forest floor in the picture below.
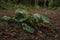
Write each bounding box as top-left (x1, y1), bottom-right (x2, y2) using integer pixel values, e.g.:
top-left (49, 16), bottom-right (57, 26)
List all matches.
top-left (0, 9), bottom-right (60, 40)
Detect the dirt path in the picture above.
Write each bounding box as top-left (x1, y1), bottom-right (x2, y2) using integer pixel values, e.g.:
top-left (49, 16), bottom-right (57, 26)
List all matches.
top-left (0, 9), bottom-right (60, 40)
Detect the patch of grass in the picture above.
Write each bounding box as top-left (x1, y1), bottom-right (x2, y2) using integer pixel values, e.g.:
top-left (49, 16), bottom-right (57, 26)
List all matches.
top-left (0, 2), bottom-right (14, 9)
top-left (0, 2), bottom-right (41, 10)
top-left (0, 3), bottom-right (27, 10)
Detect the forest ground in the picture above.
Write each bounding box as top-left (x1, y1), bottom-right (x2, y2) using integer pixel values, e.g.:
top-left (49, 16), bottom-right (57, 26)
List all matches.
top-left (0, 9), bottom-right (60, 40)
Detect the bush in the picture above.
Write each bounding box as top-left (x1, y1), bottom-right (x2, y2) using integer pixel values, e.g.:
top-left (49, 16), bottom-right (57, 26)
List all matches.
top-left (2, 9), bottom-right (51, 33)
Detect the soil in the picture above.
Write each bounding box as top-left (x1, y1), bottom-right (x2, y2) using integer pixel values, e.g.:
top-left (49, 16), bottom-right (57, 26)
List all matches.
top-left (0, 9), bottom-right (60, 40)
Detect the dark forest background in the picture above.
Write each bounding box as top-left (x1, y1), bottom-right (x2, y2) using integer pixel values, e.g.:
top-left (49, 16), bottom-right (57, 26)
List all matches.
top-left (0, 0), bottom-right (60, 10)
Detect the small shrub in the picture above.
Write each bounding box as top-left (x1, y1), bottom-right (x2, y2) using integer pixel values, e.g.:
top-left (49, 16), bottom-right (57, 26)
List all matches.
top-left (2, 9), bottom-right (51, 33)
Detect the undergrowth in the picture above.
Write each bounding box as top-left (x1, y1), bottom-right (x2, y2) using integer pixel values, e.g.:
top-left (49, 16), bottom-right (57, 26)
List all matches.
top-left (2, 9), bottom-right (51, 33)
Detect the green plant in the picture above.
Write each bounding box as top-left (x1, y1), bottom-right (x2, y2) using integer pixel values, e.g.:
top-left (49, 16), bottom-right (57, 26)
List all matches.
top-left (2, 16), bottom-right (11, 22)
top-left (2, 9), bottom-right (51, 33)
top-left (22, 23), bottom-right (35, 33)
